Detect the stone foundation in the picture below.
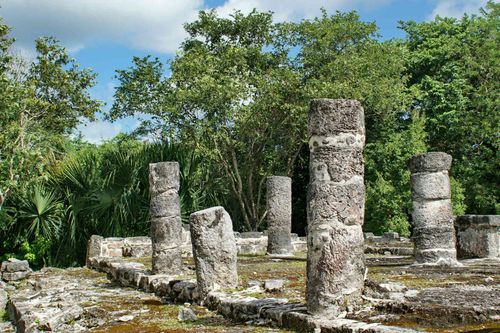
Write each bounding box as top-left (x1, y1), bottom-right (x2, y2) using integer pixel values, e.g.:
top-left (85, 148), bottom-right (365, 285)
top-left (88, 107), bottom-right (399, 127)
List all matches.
top-left (86, 256), bottom-right (416, 333)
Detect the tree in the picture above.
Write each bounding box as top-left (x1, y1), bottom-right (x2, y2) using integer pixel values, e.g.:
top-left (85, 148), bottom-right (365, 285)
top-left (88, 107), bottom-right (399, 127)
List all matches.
top-left (111, 10), bottom-right (306, 231)
top-left (401, 1), bottom-right (499, 214)
top-left (0, 36), bottom-right (101, 209)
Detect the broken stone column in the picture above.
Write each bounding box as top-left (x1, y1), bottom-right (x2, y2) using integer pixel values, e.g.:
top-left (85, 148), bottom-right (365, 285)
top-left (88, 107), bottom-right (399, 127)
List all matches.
top-left (86, 235), bottom-right (104, 267)
top-left (307, 99), bottom-right (366, 316)
top-left (409, 152), bottom-right (460, 266)
top-left (266, 176), bottom-right (293, 256)
top-left (190, 206), bottom-right (238, 300)
top-left (149, 162), bottom-right (182, 275)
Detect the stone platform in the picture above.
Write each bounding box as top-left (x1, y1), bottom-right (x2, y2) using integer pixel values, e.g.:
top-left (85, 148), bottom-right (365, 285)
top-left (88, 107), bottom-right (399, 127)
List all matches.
top-left (3, 253), bottom-right (499, 332)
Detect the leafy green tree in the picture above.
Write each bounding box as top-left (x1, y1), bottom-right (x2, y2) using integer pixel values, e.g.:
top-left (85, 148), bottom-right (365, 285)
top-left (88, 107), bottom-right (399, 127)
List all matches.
top-left (0, 36), bottom-right (101, 210)
top-left (111, 10), bottom-right (306, 231)
top-left (401, 1), bottom-right (499, 214)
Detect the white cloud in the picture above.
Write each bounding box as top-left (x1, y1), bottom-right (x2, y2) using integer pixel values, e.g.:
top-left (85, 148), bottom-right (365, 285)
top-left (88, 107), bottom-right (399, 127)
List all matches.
top-left (430, 0), bottom-right (488, 19)
top-left (1, 0), bottom-right (203, 54)
top-left (214, 0), bottom-right (393, 21)
top-left (1, 0), bottom-right (395, 55)
top-left (76, 119), bottom-right (124, 144)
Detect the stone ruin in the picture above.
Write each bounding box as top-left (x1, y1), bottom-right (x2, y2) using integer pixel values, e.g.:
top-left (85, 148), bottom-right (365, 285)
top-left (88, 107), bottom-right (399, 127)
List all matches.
top-left (149, 161), bottom-right (183, 274)
top-left (307, 99), bottom-right (366, 316)
top-left (190, 206), bottom-right (238, 300)
top-left (266, 176), bottom-right (293, 256)
top-left (2, 98), bottom-right (499, 333)
top-left (409, 152), bottom-right (460, 266)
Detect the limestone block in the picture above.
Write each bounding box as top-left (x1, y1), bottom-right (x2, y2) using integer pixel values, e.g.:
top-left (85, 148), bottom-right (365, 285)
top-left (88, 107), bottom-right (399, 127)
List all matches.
top-left (408, 152), bottom-right (452, 174)
top-left (149, 162), bottom-right (180, 196)
top-left (86, 235), bottom-right (104, 267)
top-left (411, 172), bottom-right (451, 200)
top-left (455, 215), bottom-right (500, 258)
top-left (190, 206), bottom-right (238, 300)
top-left (411, 200), bottom-right (454, 228)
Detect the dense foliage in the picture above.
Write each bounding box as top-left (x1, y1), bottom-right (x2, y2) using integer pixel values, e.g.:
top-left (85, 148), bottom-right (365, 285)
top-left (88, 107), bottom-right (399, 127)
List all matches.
top-left (0, 2), bottom-right (498, 266)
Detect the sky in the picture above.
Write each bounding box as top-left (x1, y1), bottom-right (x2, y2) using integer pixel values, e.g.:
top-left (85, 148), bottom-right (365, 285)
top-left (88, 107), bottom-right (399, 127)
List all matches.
top-left (0, 0), bottom-right (489, 143)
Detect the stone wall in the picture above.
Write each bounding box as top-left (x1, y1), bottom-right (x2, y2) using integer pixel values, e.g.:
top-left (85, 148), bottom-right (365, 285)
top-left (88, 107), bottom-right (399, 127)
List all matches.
top-left (455, 215), bottom-right (500, 258)
top-left (86, 256), bottom-right (416, 333)
top-left (85, 230), bottom-right (413, 265)
top-left (86, 230), bottom-right (308, 265)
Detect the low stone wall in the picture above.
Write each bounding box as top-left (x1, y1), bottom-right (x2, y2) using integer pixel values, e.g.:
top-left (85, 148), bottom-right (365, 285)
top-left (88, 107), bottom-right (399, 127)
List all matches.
top-left (455, 215), bottom-right (500, 258)
top-left (87, 256), bottom-right (416, 333)
top-left (364, 232), bottom-right (415, 256)
top-left (86, 230), bottom-right (415, 265)
top-left (86, 229), bottom-right (309, 265)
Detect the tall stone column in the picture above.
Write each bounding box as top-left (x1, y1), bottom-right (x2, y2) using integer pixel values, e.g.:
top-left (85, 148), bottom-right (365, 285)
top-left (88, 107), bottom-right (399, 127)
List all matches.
top-left (266, 176), bottom-right (293, 256)
top-left (149, 162), bottom-right (183, 275)
top-left (306, 99), bottom-right (366, 316)
top-left (409, 152), bottom-right (460, 266)
top-left (190, 206), bottom-right (238, 300)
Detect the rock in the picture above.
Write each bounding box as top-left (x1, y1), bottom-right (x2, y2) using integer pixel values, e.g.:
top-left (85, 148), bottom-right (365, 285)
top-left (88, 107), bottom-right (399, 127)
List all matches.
top-left (264, 279), bottom-right (285, 292)
top-left (1, 258), bottom-right (30, 272)
top-left (307, 99), bottom-right (366, 316)
top-left (379, 282), bottom-right (406, 292)
top-left (247, 280), bottom-right (261, 287)
top-left (118, 315), bottom-right (134, 322)
top-left (240, 285), bottom-right (263, 294)
top-left (0, 288), bottom-right (7, 311)
top-left (178, 306), bottom-right (197, 321)
top-left (266, 176), bottom-right (293, 255)
top-left (190, 206), bottom-right (238, 300)
top-left (2, 270), bottom-right (31, 282)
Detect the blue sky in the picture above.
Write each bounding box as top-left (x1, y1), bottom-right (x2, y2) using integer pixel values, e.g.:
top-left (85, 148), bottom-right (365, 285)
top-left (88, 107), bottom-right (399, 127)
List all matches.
top-left (0, 0), bottom-right (489, 143)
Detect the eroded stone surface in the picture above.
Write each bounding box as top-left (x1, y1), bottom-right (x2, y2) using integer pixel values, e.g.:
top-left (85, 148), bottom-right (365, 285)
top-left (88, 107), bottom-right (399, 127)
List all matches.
top-left (455, 215), bottom-right (500, 259)
top-left (149, 161), bottom-right (182, 274)
top-left (190, 207), bottom-right (238, 300)
top-left (409, 152), bottom-right (459, 267)
top-left (307, 99), bottom-right (366, 316)
top-left (267, 176), bottom-right (293, 255)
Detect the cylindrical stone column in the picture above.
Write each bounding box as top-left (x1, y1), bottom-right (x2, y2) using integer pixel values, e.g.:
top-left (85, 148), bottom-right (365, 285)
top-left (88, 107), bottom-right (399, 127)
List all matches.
top-left (306, 99), bottom-right (366, 316)
top-left (149, 162), bottom-right (183, 275)
top-left (409, 152), bottom-right (460, 266)
top-left (266, 176), bottom-right (293, 256)
top-left (190, 206), bottom-right (238, 300)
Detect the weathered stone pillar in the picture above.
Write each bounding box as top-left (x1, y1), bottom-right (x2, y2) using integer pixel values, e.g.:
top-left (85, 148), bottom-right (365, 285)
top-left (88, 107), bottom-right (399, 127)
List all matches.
top-left (86, 235), bottom-right (104, 267)
top-left (190, 206), bottom-right (238, 300)
top-left (149, 162), bottom-right (182, 274)
top-left (409, 152), bottom-right (460, 266)
top-left (306, 99), bottom-right (366, 316)
top-left (266, 176), bottom-right (293, 255)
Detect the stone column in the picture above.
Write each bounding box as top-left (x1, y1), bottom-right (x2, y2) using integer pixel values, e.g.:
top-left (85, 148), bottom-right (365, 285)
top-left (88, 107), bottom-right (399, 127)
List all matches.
top-left (149, 162), bottom-right (182, 275)
top-left (409, 152), bottom-right (460, 266)
top-left (306, 99), bottom-right (366, 316)
top-left (190, 206), bottom-right (238, 300)
top-left (266, 176), bottom-right (293, 256)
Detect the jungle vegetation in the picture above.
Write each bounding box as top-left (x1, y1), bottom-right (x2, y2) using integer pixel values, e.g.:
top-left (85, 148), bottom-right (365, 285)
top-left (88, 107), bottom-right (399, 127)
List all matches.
top-left (0, 2), bottom-right (498, 267)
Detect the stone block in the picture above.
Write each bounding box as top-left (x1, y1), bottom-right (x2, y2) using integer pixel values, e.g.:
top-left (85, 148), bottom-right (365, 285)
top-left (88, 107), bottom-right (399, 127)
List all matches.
top-left (408, 152), bottom-right (452, 173)
top-left (411, 171), bottom-right (451, 200)
top-left (455, 215), bottom-right (500, 258)
top-left (190, 206), bottom-right (238, 300)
